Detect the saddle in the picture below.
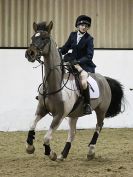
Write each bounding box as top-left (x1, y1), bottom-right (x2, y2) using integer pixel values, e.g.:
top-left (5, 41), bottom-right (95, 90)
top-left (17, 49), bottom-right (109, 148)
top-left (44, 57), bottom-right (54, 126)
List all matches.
top-left (64, 64), bottom-right (99, 99)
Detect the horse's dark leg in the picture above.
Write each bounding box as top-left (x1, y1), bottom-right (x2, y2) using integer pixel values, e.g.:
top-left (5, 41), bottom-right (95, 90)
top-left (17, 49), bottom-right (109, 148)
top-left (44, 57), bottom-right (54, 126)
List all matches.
top-left (58, 117), bottom-right (78, 161)
top-left (43, 144), bottom-right (51, 155)
top-left (87, 111), bottom-right (104, 160)
top-left (26, 130), bottom-right (36, 154)
top-left (43, 115), bottom-right (65, 161)
top-left (26, 114), bottom-right (44, 154)
top-left (26, 102), bottom-right (47, 154)
top-left (27, 130), bottom-right (35, 145)
top-left (43, 129), bottom-right (57, 161)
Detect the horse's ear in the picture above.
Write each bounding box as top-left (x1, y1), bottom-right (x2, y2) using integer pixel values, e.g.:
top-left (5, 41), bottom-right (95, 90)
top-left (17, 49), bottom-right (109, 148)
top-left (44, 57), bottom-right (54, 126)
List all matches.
top-left (33, 22), bottom-right (37, 32)
top-left (47, 21), bottom-right (53, 33)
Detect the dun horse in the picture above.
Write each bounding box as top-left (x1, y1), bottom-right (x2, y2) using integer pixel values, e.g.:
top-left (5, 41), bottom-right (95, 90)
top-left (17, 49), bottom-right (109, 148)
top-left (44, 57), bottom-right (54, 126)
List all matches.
top-left (25, 21), bottom-right (125, 161)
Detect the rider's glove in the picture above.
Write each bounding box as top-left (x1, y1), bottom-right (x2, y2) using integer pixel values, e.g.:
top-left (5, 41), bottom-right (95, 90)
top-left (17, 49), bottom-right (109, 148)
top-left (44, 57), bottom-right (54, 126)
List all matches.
top-left (71, 59), bottom-right (80, 65)
top-left (64, 53), bottom-right (72, 62)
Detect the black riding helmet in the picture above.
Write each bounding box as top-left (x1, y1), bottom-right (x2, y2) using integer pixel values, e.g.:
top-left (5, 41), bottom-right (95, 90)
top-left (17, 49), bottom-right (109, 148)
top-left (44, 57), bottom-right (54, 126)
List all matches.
top-left (75, 15), bottom-right (91, 27)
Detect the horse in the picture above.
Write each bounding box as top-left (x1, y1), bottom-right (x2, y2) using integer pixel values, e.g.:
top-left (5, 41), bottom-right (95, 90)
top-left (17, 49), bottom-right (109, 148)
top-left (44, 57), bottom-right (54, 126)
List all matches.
top-left (25, 21), bottom-right (125, 161)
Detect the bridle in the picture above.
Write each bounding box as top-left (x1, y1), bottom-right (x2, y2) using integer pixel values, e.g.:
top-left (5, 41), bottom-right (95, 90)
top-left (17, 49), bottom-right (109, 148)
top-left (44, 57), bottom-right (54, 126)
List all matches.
top-left (29, 31), bottom-right (70, 96)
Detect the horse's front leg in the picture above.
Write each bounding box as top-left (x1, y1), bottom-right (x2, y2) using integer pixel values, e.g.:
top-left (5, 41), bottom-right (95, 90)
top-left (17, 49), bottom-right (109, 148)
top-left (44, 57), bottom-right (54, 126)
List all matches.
top-left (26, 114), bottom-right (44, 154)
top-left (26, 102), bottom-right (47, 154)
top-left (43, 115), bottom-right (63, 161)
top-left (57, 117), bottom-right (78, 161)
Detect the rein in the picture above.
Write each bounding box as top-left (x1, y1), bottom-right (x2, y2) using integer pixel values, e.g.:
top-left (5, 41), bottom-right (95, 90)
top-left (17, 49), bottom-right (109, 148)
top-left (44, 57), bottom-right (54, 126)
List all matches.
top-left (37, 60), bottom-right (71, 98)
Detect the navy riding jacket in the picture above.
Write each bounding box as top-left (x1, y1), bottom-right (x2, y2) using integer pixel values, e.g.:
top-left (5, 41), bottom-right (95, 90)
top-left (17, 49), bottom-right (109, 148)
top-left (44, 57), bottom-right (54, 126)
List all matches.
top-left (61, 31), bottom-right (96, 73)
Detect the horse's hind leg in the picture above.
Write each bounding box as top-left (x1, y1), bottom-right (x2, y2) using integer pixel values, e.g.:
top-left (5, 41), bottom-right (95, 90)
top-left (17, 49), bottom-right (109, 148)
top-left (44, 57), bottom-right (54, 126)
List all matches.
top-left (87, 110), bottom-right (104, 160)
top-left (57, 117), bottom-right (78, 161)
top-left (26, 103), bottom-right (47, 154)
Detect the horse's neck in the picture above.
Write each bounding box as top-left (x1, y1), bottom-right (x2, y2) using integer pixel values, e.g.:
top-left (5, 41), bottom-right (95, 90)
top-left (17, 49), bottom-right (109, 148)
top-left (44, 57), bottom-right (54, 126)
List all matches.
top-left (44, 38), bottom-right (62, 93)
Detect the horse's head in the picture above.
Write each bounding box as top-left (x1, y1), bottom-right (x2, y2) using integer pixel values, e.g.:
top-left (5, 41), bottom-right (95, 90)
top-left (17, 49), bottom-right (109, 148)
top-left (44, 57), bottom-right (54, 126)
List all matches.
top-left (25, 21), bottom-right (53, 62)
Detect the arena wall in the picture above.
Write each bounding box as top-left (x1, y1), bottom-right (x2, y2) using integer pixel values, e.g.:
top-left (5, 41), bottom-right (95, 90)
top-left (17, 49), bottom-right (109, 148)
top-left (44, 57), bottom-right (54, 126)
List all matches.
top-left (0, 49), bottom-right (133, 131)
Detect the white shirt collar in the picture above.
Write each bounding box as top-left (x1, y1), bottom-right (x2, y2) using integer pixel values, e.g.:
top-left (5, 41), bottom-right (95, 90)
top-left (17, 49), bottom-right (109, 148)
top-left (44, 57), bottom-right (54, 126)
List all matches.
top-left (77, 31), bottom-right (86, 37)
top-left (77, 31), bottom-right (86, 44)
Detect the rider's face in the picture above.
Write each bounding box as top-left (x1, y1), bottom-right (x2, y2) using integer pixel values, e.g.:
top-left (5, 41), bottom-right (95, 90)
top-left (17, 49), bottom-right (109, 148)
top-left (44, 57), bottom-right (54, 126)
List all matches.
top-left (78, 24), bottom-right (89, 33)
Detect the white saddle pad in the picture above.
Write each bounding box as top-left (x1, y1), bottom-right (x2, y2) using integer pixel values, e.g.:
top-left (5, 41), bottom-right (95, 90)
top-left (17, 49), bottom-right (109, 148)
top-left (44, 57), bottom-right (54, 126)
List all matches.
top-left (87, 76), bottom-right (100, 99)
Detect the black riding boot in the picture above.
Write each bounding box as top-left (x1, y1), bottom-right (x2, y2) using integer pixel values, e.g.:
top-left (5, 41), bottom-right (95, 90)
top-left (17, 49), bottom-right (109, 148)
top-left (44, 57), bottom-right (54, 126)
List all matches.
top-left (83, 85), bottom-right (92, 115)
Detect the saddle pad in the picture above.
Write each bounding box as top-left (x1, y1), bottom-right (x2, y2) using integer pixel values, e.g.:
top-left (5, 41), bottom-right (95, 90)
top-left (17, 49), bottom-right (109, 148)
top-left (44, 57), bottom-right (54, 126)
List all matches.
top-left (87, 76), bottom-right (100, 98)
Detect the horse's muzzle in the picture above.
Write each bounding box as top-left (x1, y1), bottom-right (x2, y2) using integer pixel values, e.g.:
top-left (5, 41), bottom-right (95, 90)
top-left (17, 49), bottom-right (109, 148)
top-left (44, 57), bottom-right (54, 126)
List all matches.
top-left (25, 49), bottom-right (36, 62)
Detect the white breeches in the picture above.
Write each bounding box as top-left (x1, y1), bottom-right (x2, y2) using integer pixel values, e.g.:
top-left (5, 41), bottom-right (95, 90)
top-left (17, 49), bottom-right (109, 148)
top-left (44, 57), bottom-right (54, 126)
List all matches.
top-left (74, 64), bottom-right (88, 89)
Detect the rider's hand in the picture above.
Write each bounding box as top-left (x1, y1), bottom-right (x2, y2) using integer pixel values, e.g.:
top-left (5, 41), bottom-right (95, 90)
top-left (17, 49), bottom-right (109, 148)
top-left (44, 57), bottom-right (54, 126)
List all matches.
top-left (71, 59), bottom-right (80, 65)
top-left (64, 54), bottom-right (72, 62)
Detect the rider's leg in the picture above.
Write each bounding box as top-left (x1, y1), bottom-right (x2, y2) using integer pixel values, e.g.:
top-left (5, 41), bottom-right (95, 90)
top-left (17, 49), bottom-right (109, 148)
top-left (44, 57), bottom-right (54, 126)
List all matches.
top-left (74, 65), bottom-right (92, 115)
top-left (80, 71), bottom-right (92, 114)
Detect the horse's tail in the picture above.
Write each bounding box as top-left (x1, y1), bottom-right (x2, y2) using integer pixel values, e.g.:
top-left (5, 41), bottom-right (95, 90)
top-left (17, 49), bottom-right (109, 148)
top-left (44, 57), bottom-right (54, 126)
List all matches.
top-left (105, 77), bottom-right (125, 118)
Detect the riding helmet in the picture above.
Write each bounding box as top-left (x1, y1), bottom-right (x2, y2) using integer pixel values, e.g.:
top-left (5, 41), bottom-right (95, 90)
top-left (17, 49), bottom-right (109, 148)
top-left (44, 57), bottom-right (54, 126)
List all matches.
top-left (75, 15), bottom-right (91, 27)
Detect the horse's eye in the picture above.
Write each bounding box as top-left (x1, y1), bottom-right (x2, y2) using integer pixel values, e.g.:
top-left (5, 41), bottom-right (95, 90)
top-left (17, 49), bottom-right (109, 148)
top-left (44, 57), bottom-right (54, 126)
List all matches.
top-left (45, 39), bottom-right (49, 43)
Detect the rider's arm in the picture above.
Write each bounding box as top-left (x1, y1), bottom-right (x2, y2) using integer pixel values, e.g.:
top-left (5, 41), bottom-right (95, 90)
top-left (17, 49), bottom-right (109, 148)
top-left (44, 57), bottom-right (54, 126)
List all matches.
top-left (60, 33), bottom-right (73, 55)
top-left (79, 37), bottom-right (94, 65)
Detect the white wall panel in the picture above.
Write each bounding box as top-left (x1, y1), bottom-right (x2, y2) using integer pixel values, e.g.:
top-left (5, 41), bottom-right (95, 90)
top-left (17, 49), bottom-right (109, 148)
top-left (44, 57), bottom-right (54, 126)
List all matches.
top-left (0, 49), bottom-right (133, 131)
